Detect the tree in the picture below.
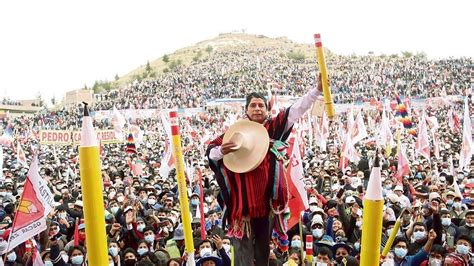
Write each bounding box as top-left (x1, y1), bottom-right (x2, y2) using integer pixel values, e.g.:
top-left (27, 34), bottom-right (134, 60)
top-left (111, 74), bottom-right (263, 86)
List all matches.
top-left (206, 45), bottom-right (213, 54)
top-left (145, 61), bottom-right (153, 73)
top-left (402, 51), bottom-right (413, 58)
top-left (114, 74), bottom-right (120, 81)
top-left (51, 96), bottom-right (56, 105)
top-left (163, 54), bottom-right (170, 63)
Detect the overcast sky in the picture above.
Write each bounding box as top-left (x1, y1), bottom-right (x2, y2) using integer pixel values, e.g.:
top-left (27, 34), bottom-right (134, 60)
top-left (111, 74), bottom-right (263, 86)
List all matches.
top-left (0, 0), bottom-right (472, 103)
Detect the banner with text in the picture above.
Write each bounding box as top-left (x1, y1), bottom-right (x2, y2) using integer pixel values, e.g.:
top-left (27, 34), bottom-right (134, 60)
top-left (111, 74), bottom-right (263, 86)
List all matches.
top-left (39, 130), bottom-right (121, 145)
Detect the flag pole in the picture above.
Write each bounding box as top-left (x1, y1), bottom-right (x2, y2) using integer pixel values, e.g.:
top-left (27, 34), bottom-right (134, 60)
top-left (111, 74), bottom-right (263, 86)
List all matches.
top-left (169, 110), bottom-right (195, 265)
top-left (79, 102), bottom-right (109, 265)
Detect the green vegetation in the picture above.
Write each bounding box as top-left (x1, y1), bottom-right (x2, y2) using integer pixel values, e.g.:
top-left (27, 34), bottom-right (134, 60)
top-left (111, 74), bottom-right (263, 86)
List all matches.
top-left (287, 50), bottom-right (305, 61)
top-left (163, 54), bottom-right (170, 63)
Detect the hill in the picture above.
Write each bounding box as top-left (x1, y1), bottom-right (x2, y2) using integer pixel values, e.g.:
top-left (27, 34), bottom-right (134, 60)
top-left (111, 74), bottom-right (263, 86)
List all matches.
top-left (111, 33), bottom-right (325, 89)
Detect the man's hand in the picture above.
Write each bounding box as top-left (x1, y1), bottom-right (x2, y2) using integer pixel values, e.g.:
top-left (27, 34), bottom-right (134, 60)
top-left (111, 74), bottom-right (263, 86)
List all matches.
top-left (212, 235), bottom-right (223, 250)
top-left (317, 73), bottom-right (323, 93)
top-left (428, 229), bottom-right (436, 241)
top-left (430, 201), bottom-right (439, 215)
top-left (221, 142), bottom-right (239, 155)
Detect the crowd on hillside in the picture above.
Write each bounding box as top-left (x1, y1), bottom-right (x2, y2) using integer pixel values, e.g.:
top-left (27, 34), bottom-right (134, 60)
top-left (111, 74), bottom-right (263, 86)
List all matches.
top-left (0, 44), bottom-right (472, 265)
top-left (92, 47), bottom-right (472, 111)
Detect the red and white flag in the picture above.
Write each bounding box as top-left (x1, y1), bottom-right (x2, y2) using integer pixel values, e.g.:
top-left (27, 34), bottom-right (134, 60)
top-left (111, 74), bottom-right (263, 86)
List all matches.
top-left (159, 113), bottom-right (175, 178)
top-left (377, 107), bottom-right (394, 148)
top-left (16, 142), bottom-right (27, 166)
top-left (426, 116), bottom-right (440, 159)
top-left (459, 98), bottom-right (473, 170)
top-left (3, 157), bottom-right (54, 255)
top-left (111, 106), bottom-right (126, 140)
top-left (415, 114), bottom-right (430, 161)
top-left (395, 145), bottom-right (410, 184)
top-left (351, 111), bottom-right (368, 144)
top-left (286, 131), bottom-right (309, 229)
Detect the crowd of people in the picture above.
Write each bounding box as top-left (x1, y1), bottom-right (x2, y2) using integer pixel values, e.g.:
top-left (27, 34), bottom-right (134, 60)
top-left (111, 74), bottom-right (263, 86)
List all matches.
top-left (0, 41), bottom-right (472, 265)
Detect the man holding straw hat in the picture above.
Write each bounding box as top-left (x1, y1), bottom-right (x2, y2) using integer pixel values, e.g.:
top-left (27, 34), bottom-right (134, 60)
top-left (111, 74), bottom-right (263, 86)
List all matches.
top-left (207, 76), bottom-right (323, 265)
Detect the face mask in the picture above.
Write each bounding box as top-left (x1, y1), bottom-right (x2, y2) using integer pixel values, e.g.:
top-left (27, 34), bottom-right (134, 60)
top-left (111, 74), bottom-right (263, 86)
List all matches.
top-left (429, 258), bottom-right (442, 266)
top-left (381, 259), bottom-right (395, 266)
top-left (145, 234), bottom-right (155, 243)
top-left (387, 229), bottom-right (393, 236)
top-left (57, 212), bottom-right (67, 219)
top-left (137, 247), bottom-right (148, 256)
top-left (200, 247), bottom-right (213, 258)
top-left (291, 239), bottom-right (302, 248)
top-left (223, 244), bottom-right (230, 253)
top-left (354, 242), bottom-right (360, 251)
top-left (356, 220), bottom-right (363, 228)
top-left (7, 252), bottom-right (16, 262)
top-left (312, 228), bottom-right (323, 238)
top-left (109, 246), bottom-right (119, 257)
top-left (117, 196), bottom-right (124, 203)
top-left (191, 199), bottom-right (199, 206)
top-left (124, 259), bottom-right (136, 266)
top-left (394, 247), bottom-right (407, 258)
top-left (61, 254), bottom-right (69, 263)
top-left (17, 189), bottom-right (24, 195)
top-left (385, 184), bottom-right (392, 190)
top-left (45, 261), bottom-right (54, 266)
top-left (109, 262), bottom-right (114, 266)
top-left (203, 207), bottom-right (209, 214)
top-left (137, 224), bottom-right (145, 232)
top-left (147, 199), bottom-right (156, 205)
top-left (310, 205), bottom-right (317, 212)
top-left (110, 206), bottom-right (119, 215)
top-left (456, 244), bottom-right (470, 255)
top-left (446, 199), bottom-right (453, 205)
top-left (71, 255), bottom-right (84, 265)
top-left (316, 262), bottom-right (328, 266)
top-left (413, 231), bottom-right (426, 241)
top-left (205, 196), bottom-right (213, 203)
top-left (453, 202), bottom-right (461, 209)
top-left (140, 197), bottom-right (148, 203)
top-left (441, 218), bottom-right (451, 227)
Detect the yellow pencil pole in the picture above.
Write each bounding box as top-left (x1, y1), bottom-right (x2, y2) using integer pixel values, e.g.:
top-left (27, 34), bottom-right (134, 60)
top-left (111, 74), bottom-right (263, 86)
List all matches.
top-left (381, 218), bottom-right (402, 258)
top-left (314, 34), bottom-right (335, 120)
top-left (169, 111), bottom-right (195, 264)
top-left (360, 156), bottom-right (384, 266)
top-left (79, 103), bottom-right (108, 266)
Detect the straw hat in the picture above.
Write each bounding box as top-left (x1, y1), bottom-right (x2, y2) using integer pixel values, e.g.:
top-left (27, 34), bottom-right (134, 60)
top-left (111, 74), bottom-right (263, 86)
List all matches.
top-left (223, 120), bottom-right (269, 173)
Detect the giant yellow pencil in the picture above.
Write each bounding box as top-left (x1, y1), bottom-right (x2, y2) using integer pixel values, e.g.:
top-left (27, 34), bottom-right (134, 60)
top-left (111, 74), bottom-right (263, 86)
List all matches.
top-left (360, 155), bottom-right (384, 266)
top-left (79, 103), bottom-right (108, 265)
top-left (314, 34), bottom-right (335, 120)
top-left (381, 217), bottom-right (402, 258)
top-left (169, 111), bottom-right (195, 263)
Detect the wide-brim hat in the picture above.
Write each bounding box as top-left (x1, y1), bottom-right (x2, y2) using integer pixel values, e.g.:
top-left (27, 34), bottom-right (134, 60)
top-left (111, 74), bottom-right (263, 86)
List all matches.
top-left (223, 120), bottom-right (269, 173)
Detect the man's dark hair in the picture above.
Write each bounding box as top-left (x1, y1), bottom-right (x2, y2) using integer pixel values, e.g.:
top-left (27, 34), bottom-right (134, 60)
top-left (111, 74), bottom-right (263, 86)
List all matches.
top-left (430, 244), bottom-right (446, 256)
top-left (392, 236), bottom-right (408, 247)
top-left (245, 92), bottom-right (268, 110)
top-left (317, 246), bottom-right (333, 258)
top-left (413, 222), bottom-right (427, 230)
top-left (198, 239), bottom-right (213, 249)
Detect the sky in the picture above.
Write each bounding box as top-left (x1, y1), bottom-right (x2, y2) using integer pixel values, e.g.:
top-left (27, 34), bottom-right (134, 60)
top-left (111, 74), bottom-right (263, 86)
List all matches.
top-left (0, 0), bottom-right (472, 103)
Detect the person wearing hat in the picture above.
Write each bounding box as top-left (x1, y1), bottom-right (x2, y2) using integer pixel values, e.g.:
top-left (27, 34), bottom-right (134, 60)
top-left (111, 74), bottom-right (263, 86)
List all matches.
top-left (207, 77), bottom-right (323, 265)
top-left (449, 193), bottom-right (467, 226)
top-left (165, 224), bottom-right (185, 258)
top-left (332, 242), bottom-right (352, 265)
top-left (394, 185), bottom-right (410, 209)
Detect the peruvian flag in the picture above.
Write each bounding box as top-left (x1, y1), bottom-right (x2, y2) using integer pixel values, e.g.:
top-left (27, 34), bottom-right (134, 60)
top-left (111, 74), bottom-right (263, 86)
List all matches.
top-left (396, 145), bottom-right (410, 184)
top-left (16, 142), bottom-right (27, 166)
top-left (415, 114), bottom-right (430, 161)
top-left (458, 98), bottom-right (473, 170)
top-left (159, 113), bottom-right (175, 178)
top-left (3, 157), bottom-right (54, 255)
top-left (286, 131), bottom-right (309, 229)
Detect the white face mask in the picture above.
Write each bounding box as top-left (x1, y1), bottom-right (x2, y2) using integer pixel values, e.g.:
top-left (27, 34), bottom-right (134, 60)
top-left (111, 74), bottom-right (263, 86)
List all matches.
top-left (200, 247), bottom-right (213, 258)
top-left (137, 224), bottom-right (145, 232)
top-left (310, 205), bottom-right (317, 212)
top-left (223, 244), bottom-right (230, 253)
top-left (441, 218), bottom-right (451, 227)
